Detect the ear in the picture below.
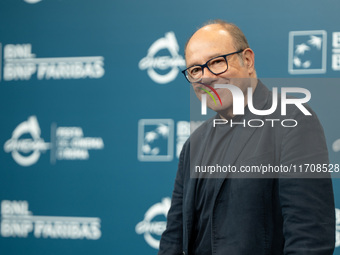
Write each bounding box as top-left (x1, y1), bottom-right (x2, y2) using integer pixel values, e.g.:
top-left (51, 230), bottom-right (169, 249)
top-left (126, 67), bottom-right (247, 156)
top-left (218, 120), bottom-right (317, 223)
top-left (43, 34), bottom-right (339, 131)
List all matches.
top-left (242, 48), bottom-right (255, 76)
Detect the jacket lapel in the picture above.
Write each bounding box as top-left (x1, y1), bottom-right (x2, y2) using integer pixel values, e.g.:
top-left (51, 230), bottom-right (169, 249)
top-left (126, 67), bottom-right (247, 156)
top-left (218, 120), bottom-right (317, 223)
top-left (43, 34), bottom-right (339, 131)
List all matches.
top-left (213, 80), bottom-right (271, 199)
top-left (183, 80), bottom-right (272, 252)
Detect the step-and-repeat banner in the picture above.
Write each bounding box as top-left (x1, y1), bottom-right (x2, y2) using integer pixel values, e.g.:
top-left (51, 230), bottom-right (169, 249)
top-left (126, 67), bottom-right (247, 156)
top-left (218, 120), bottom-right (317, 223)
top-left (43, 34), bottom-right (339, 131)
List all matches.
top-left (1, 0), bottom-right (340, 254)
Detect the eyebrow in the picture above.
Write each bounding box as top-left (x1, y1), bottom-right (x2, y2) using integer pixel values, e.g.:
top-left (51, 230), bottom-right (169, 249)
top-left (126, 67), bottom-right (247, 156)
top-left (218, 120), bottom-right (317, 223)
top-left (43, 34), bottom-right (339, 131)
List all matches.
top-left (187, 53), bottom-right (225, 67)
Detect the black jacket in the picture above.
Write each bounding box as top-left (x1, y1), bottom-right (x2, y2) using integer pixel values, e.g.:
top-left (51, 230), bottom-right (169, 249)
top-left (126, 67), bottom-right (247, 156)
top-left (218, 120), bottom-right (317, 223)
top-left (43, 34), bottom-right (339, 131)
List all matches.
top-left (159, 81), bottom-right (335, 255)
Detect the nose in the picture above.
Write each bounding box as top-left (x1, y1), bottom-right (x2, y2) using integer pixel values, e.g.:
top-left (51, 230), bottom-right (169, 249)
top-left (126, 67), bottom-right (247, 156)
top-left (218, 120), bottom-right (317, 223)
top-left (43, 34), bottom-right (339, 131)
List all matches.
top-left (201, 66), bottom-right (216, 79)
top-left (201, 66), bottom-right (218, 87)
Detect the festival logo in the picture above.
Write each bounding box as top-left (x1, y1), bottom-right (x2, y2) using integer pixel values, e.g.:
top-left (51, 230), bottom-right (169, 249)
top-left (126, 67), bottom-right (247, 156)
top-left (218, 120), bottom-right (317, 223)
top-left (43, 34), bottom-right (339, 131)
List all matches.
top-left (135, 198), bottom-right (171, 249)
top-left (3, 116), bottom-right (104, 167)
top-left (23, 0), bottom-right (42, 3)
top-left (139, 32), bottom-right (185, 84)
top-left (333, 139), bottom-right (340, 152)
top-left (4, 116), bottom-right (50, 167)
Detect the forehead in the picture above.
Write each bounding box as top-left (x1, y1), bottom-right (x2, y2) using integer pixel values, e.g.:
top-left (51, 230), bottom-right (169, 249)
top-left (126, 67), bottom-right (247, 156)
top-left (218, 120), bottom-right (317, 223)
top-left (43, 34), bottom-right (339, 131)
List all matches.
top-left (185, 25), bottom-right (235, 66)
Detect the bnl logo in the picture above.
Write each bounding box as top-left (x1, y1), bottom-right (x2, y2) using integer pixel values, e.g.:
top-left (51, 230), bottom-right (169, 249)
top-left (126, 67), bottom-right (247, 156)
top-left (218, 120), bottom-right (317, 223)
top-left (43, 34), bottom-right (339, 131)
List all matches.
top-left (138, 119), bottom-right (174, 161)
top-left (288, 30), bottom-right (327, 74)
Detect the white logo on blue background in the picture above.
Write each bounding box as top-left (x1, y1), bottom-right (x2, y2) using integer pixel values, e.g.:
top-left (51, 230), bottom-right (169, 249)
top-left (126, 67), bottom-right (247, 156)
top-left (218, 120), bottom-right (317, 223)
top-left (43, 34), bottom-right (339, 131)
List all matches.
top-left (335, 208), bottom-right (340, 247)
top-left (138, 119), bottom-right (174, 161)
top-left (288, 30), bottom-right (327, 74)
top-left (23, 0), bottom-right (42, 4)
top-left (3, 116), bottom-right (50, 167)
top-left (333, 139), bottom-right (340, 153)
top-left (4, 116), bottom-right (104, 166)
top-left (135, 197), bottom-right (171, 249)
top-left (139, 32), bottom-right (185, 84)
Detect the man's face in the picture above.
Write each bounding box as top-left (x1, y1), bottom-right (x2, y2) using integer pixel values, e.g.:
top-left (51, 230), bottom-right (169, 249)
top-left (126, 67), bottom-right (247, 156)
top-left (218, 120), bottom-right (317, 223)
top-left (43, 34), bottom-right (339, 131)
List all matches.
top-left (185, 24), bottom-right (256, 119)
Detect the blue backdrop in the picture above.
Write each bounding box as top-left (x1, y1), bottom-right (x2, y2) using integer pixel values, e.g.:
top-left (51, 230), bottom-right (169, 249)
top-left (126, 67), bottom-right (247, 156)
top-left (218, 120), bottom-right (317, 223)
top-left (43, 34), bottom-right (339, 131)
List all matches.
top-left (1, 0), bottom-right (340, 254)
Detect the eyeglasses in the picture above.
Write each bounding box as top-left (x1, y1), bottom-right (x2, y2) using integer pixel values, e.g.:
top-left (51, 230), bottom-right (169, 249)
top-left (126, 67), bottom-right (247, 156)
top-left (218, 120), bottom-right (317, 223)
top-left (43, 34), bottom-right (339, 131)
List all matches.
top-left (181, 49), bottom-right (244, 83)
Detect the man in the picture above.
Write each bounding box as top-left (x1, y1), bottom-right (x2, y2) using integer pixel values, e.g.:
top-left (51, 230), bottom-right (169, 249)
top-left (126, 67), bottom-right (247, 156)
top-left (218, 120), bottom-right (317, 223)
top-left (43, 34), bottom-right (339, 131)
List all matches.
top-left (159, 20), bottom-right (335, 255)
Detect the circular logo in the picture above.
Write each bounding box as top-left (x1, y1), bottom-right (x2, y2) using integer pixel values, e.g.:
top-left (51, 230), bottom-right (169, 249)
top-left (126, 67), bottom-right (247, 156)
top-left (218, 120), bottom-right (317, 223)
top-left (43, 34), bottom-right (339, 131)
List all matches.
top-left (23, 0), bottom-right (42, 4)
top-left (139, 32), bottom-right (185, 84)
top-left (333, 139), bottom-right (340, 152)
top-left (135, 197), bottom-right (171, 249)
top-left (4, 116), bottom-right (50, 166)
